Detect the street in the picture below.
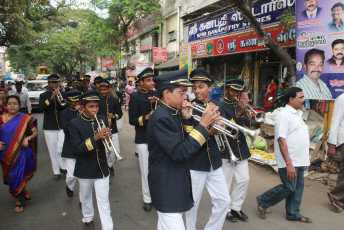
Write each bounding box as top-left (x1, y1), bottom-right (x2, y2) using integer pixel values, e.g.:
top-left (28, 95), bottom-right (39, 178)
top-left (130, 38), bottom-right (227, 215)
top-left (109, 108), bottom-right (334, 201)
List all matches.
top-left (0, 111), bottom-right (342, 230)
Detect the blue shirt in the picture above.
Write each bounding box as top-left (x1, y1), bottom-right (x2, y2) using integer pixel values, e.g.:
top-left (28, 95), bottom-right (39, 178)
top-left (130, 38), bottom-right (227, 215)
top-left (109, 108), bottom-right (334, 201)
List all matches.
top-left (296, 75), bottom-right (332, 100)
top-left (328, 19), bottom-right (344, 32)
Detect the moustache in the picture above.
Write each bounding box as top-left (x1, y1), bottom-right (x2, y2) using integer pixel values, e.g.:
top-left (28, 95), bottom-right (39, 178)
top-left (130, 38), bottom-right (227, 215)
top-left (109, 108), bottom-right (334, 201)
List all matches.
top-left (311, 71), bottom-right (322, 74)
top-left (335, 53), bottom-right (343, 56)
top-left (308, 4), bottom-right (315, 7)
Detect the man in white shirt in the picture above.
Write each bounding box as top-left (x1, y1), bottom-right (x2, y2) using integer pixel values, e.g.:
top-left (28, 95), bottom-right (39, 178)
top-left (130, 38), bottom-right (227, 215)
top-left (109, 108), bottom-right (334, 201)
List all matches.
top-left (10, 79), bottom-right (32, 115)
top-left (327, 93), bottom-right (344, 213)
top-left (296, 49), bottom-right (332, 100)
top-left (256, 87), bottom-right (312, 223)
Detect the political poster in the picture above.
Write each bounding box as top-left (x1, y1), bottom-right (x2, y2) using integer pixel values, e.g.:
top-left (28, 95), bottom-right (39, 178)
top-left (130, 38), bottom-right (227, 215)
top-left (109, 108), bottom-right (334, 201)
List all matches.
top-left (296, 0), bottom-right (344, 100)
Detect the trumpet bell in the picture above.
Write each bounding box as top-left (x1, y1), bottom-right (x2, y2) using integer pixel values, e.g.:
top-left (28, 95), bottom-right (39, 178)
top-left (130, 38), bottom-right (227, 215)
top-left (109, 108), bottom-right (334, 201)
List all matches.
top-left (255, 112), bottom-right (266, 123)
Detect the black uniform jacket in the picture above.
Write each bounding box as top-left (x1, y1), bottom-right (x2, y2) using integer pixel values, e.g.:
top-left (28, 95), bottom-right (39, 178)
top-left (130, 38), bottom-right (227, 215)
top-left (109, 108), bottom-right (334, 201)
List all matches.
top-left (69, 113), bottom-right (110, 179)
top-left (220, 98), bottom-right (250, 160)
top-left (189, 99), bottom-right (222, 171)
top-left (99, 95), bottom-right (123, 134)
top-left (39, 90), bottom-right (66, 130)
top-left (147, 102), bottom-right (210, 213)
top-left (114, 90), bottom-right (124, 105)
top-left (129, 89), bottom-right (159, 144)
top-left (61, 106), bottom-right (79, 158)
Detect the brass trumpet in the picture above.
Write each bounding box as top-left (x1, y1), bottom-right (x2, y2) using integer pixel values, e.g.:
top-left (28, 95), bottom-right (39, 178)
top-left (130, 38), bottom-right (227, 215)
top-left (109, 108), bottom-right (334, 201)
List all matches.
top-left (234, 97), bottom-right (265, 123)
top-left (94, 115), bottom-right (124, 163)
top-left (214, 134), bottom-right (239, 162)
top-left (55, 86), bottom-right (66, 106)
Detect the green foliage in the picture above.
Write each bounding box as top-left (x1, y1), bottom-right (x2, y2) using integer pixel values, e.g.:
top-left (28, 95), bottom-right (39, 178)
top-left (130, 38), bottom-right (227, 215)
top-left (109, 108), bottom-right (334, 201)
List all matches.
top-left (278, 8), bottom-right (296, 46)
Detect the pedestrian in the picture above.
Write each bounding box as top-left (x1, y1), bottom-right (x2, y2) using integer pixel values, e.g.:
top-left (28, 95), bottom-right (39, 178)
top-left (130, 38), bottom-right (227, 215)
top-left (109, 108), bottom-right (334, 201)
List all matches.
top-left (39, 74), bottom-right (67, 180)
top-left (147, 69), bottom-right (220, 230)
top-left (129, 67), bottom-right (159, 212)
top-left (69, 90), bottom-right (113, 230)
top-left (257, 87), bottom-right (312, 223)
top-left (327, 92), bottom-right (344, 213)
top-left (185, 68), bottom-right (230, 230)
top-left (264, 78), bottom-right (278, 108)
top-left (98, 79), bottom-right (122, 176)
top-left (0, 89), bottom-right (7, 115)
top-left (220, 79), bottom-right (251, 222)
top-left (78, 75), bottom-right (93, 93)
top-left (0, 95), bottom-right (38, 213)
top-left (61, 90), bottom-right (82, 198)
top-left (125, 80), bottom-right (134, 110)
top-left (10, 79), bottom-right (32, 115)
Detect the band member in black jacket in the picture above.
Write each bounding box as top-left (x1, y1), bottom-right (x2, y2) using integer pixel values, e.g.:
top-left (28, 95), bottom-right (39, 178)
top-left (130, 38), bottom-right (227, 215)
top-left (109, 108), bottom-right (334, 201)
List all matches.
top-left (185, 68), bottom-right (230, 230)
top-left (98, 79), bottom-right (123, 176)
top-left (69, 90), bottom-right (113, 230)
top-left (39, 74), bottom-right (66, 180)
top-left (129, 67), bottom-right (159, 212)
top-left (147, 69), bottom-right (221, 229)
top-left (61, 90), bottom-right (81, 198)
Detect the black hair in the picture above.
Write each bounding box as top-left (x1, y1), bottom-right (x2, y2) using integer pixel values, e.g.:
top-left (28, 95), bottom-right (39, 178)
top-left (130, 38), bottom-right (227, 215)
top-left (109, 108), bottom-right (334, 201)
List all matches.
top-left (158, 85), bottom-right (180, 99)
top-left (283, 87), bottom-right (302, 104)
top-left (0, 88), bottom-right (7, 93)
top-left (331, 39), bottom-right (344, 48)
top-left (281, 82), bottom-right (286, 89)
top-left (129, 81), bottom-right (132, 84)
top-left (331, 2), bottom-right (344, 11)
top-left (304, 48), bottom-right (325, 64)
top-left (6, 95), bottom-right (21, 107)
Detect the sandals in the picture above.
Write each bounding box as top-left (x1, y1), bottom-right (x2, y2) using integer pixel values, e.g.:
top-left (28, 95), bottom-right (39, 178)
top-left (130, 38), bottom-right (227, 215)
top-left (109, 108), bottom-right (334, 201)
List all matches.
top-left (327, 193), bottom-right (343, 213)
top-left (14, 203), bottom-right (23, 213)
top-left (287, 216), bottom-right (312, 223)
top-left (256, 196), bottom-right (267, 219)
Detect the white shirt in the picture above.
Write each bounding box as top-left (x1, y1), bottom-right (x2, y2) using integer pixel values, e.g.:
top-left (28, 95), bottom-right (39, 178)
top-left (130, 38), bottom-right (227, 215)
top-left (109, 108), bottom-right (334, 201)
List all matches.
top-left (306, 8), bottom-right (318, 19)
top-left (274, 105), bottom-right (310, 168)
top-left (12, 85), bottom-right (29, 94)
top-left (327, 93), bottom-right (344, 147)
top-left (296, 75), bottom-right (332, 100)
top-left (9, 91), bottom-right (32, 113)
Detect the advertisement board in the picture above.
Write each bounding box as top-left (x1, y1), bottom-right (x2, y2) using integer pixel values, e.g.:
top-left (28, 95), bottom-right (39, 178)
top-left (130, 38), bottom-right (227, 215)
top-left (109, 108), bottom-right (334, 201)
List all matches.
top-left (153, 47), bottom-right (167, 62)
top-left (179, 45), bottom-right (189, 69)
top-left (296, 0), bottom-right (344, 99)
top-left (102, 58), bottom-right (116, 68)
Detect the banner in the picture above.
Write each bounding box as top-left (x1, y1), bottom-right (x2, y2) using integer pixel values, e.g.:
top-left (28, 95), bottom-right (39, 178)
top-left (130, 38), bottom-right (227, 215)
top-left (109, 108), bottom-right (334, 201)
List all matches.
top-left (102, 58), bottom-right (116, 67)
top-left (179, 45), bottom-right (189, 69)
top-left (188, 0), bottom-right (296, 42)
top-left (153, 47), bottom-right (167, 62)
top-left (140, 37), bottom-right (152, 51)
top-left (296, 0), bottom-right (344, 100)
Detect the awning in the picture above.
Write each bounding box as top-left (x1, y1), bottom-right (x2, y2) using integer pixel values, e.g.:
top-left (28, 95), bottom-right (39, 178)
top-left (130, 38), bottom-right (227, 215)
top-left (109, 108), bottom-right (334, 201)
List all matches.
top-left (155, 58), bottom-right (179, 70)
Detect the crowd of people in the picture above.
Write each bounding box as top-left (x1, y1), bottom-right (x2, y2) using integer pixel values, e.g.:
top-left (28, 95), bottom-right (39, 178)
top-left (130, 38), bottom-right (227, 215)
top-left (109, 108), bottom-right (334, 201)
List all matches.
top-left (0, 67), bottom-right (343, 230)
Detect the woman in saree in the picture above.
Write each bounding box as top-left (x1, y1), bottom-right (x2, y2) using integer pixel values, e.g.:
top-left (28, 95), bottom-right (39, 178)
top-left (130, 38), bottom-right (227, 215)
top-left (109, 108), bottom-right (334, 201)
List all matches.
top-left (264, 78), bottom-right (278, 109)
top-left (0, 95), bottom-right (38, 213)
top-left (124, 80), bottom-right (134, 110)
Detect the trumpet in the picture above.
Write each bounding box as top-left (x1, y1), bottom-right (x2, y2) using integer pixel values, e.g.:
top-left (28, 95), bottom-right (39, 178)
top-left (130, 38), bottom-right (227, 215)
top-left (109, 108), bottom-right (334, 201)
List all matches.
top-left (94, 115), bottom-right (124, 163)
top-left (234, 97), bottom-right (265, 123)
top-left (214, 134), bottom-right (239, 162)
top-left (55, 87), bottom-right (66, 106)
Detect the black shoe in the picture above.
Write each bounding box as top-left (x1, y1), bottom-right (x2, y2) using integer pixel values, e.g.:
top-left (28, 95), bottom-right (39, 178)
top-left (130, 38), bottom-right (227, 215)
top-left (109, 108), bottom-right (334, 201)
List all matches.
top-left (79, 202), bottom-right (82, 209)
top-left (109, 166), bottom-right (115, 176)
top-left (53, 174), bottom-right (61, 181)
top-left (135, 152), bottom-right (138, 157)
top-left (60, 168), bottom-right (67, 176)
top-left (226, 211), bottom-right (238, 222)
top-left (231, 210), bottom-right (248, 222)
top-left (84, 221), bottom-right (94, 230)
top-left (143, 202), bottom-right (152, 212)
top-left (66, 185), bottom-right (74, 198)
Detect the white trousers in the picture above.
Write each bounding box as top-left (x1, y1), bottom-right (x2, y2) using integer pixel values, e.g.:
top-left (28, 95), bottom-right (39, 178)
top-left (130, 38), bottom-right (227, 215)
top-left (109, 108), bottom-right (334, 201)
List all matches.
top-left (66, 158), bottom-right (77, 191)
top-left (107, 133), bottom-right (120, 168)
top-left (79, 176), bottom-right (113, 230)
top-left (221, 159), bottom-right (249, 211)
top-left (185, 168), bottom-right (230, 230)
top-left (157, 212), bottom-right (185, 230)
top-left (116, 117), bottom-right (124, 132)
top-left (44, 130), bottom-right (65, 175)
top-left (137, 143), bottom-right (151, 203)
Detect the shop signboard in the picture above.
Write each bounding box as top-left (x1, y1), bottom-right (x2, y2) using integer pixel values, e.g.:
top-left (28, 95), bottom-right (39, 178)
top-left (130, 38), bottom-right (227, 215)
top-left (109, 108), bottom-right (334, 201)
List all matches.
top-left (135, 62), bottom-right (155, 75)
top-left (153, 47), bottom-right (167, 62)
top-left (140, 37), bottom-right (152, 51)
top-left (179, 45), bottom-right (189, 69)
top-left (190, 40), bottom-right (215, 58)
top-left (187, 0), bottom-right (296, 42)
top-left (295, 0), bottom-right (344, 100)
top-left (102, 58), bottom-right (116, 67)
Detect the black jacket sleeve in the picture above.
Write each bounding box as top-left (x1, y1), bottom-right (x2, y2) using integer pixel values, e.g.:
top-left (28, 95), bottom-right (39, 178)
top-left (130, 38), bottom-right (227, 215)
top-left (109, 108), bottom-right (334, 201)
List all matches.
top-left (129, 94), bottom-right (147, 127)
top-left (69, 122), bottom-right (99, 155)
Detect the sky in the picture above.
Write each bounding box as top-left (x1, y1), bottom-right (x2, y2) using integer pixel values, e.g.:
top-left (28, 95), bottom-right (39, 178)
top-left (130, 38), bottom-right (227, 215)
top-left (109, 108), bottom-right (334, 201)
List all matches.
top-left (50, 0), bottom-right (109, 17)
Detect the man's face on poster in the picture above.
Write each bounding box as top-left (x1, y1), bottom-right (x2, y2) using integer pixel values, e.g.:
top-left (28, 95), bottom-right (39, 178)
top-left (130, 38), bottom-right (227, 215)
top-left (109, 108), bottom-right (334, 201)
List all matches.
top-left (304, 0), bottom-right (318, 12)
top-left (333, 43), bottom-right (344, 60)
top-left (305, 54), bottom-right (324, 81)
top-left (331, 6), bottom-right (343, 21)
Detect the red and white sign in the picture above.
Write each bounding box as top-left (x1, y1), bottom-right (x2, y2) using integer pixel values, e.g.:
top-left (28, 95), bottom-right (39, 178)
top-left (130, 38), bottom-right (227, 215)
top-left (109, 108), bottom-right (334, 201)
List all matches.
top-left (102, 58), bottom-right (116, 67)
top-left (153, 47), bottom-right (167, 62)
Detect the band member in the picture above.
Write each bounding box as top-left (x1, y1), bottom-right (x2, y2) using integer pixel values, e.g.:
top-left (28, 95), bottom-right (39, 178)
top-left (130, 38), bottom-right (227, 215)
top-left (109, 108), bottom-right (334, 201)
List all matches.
top-left (69, 90), bottom-right (113, 230)
top-left (93, 76), bottom-right (103, 91)
top-left (220, 79), bottom-right (251, 222)
top-left (78, 75), bottom-right (93, 93)
top-left (98, 79), bottom-right (123, 176)
top-left (147, 69), bottom-right (220, 230)
top-left (129, 67), bottom-right (159, 212)
top-left (61, 90), bottom-right (82, 197)
top-left (77, 79), bottom-right (83, 88)
top-left (185, 69), bottom-right (230, 230)
top-left (39, 74), bottom-right (67, 180)
top-left (65, 80), bottom-right (74, 92)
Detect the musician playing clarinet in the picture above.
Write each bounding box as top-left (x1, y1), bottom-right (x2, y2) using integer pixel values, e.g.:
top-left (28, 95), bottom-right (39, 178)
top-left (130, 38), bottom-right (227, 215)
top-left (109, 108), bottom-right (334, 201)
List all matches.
top-left (69, 90), bottom-right (113, 230)
top-left (39, 74), bottom-right (67, 180)
top-left (220, 79), bottom-right (251, 223)
top-left (185, 68), bottom-right (230, 230)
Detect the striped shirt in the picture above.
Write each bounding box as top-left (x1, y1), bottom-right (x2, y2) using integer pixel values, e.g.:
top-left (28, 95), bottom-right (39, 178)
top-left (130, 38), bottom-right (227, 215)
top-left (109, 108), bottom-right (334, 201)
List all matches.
top-left (296, 75), bottom-right (332, 100)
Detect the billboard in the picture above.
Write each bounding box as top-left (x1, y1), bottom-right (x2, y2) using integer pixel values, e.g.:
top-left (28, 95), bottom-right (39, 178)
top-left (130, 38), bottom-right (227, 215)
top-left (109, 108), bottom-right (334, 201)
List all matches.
top-left (179, 45), bottom-right (189, 69)
top-left (153, 47), bottom-right (167, 62)
top-left (296, 0), bottom-right (344, 100)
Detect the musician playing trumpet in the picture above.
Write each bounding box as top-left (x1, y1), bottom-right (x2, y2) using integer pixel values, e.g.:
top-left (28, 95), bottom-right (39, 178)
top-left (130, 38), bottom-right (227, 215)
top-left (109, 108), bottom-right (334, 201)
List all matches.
top-left (69, 90), bottom-right (113, 230)
top-left (220, 79), bottom-right (251, 223)
top-left (185, 68), bottom-right (230, 230)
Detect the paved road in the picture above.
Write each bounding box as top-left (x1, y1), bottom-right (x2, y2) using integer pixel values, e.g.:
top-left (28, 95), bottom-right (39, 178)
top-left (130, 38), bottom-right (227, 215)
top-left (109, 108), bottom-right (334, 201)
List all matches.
top-left (0, 112), bottom-right (342, 230)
